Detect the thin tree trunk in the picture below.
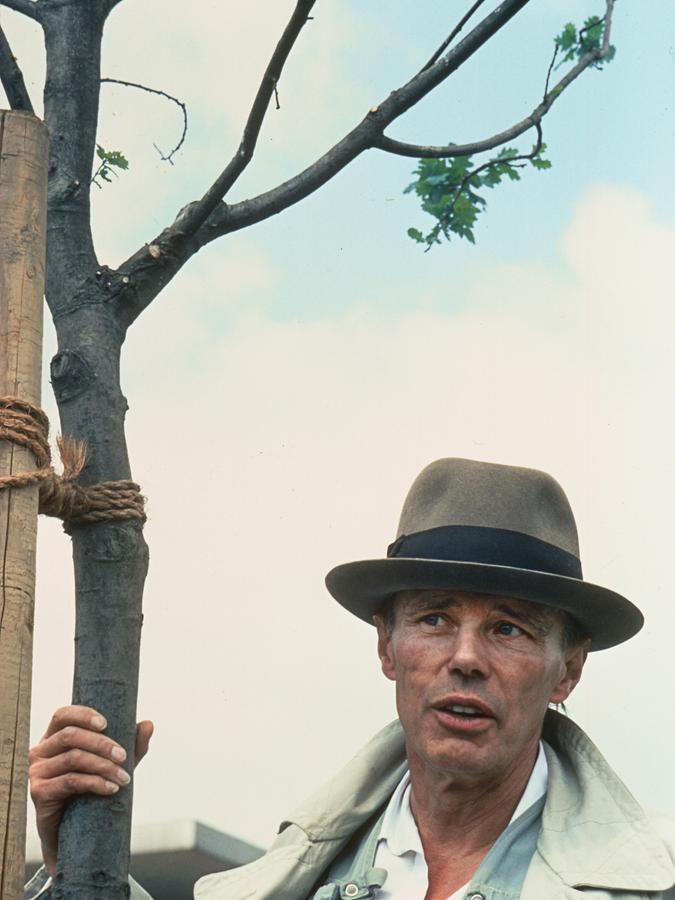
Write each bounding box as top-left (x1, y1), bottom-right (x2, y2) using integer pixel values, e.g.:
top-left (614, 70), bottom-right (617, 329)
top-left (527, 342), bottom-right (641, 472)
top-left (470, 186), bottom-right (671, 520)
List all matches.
top-left (50, 310), bottom-right (148, 899)
top-left (35, 6), bottom-right (149, 894)
top-left (0, 109), bottom-right (48, 900)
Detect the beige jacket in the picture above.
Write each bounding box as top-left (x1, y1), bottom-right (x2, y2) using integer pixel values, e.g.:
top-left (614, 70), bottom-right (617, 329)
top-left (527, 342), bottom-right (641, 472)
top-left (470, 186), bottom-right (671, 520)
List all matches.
top-left (194, 710), bottom-right (675, 900)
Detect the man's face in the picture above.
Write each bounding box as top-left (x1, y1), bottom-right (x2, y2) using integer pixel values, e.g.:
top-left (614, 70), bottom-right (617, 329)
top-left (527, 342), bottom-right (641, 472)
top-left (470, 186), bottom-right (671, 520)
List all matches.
top-left (374, 590), bottom-right (587, 787)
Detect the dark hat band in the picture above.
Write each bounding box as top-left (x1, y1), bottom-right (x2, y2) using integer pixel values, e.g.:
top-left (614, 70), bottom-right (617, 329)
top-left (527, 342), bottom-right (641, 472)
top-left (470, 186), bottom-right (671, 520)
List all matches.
top-left (387, 525), bottom-right (583, 580)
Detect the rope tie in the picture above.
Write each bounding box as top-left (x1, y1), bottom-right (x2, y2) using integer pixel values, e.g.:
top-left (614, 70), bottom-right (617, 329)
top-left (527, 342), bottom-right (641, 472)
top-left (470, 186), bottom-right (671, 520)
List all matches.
top-left (0, 396), bottom-right (145, 531)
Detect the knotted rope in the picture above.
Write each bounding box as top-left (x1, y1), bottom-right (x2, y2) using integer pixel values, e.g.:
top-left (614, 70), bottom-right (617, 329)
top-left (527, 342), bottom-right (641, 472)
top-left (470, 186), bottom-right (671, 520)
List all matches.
top-left (0, 396), bottom-right (145, 531)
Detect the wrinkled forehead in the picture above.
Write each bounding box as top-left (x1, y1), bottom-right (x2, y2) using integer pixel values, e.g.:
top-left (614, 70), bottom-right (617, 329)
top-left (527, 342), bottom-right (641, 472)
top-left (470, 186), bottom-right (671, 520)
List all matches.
top-left (390, 588), bottom-right (560, 631)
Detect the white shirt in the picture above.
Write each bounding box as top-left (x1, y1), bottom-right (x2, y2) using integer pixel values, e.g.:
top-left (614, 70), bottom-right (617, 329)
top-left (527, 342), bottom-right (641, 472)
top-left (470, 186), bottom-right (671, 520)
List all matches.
top-left (373, 743), bottom-right (548, 900)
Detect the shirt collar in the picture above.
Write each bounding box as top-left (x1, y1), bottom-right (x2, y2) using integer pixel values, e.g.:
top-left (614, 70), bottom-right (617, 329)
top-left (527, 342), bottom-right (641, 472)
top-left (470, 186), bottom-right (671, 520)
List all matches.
top-left (378, 741), bottom-right (548, 859)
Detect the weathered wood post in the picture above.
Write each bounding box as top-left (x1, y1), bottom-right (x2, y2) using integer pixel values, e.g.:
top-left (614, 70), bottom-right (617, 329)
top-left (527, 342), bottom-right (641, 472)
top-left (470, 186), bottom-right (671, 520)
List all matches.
top-left (0, 109), bottom-right (49, 899)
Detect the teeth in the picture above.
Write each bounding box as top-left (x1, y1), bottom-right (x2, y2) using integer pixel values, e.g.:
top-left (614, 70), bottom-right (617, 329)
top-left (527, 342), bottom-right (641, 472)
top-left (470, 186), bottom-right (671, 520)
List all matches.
top-left (448, 705), bottom-right (481, 715)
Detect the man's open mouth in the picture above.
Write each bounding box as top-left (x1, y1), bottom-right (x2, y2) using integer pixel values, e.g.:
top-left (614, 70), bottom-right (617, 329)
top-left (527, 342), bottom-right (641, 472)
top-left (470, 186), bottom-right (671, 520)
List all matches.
top-left (441, 704), bottom-right (487, 718)
top-left (432, 697), bottom-right (496, 730)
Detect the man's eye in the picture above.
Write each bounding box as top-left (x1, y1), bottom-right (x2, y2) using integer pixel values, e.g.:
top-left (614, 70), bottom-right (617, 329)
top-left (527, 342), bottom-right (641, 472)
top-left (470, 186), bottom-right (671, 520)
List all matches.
top-left (495, 621), bottom-right (524, 637)
top-left (422, 614), bottom-right (444, 627)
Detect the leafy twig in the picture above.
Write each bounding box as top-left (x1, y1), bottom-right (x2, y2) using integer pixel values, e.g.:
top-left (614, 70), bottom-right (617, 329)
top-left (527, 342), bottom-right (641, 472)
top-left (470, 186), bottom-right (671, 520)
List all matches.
top-left (554, 15), bottom-right (615, 69)
top-left (380, 3), bottom-right (615, 162)
top-left (91, 144), bottom-right (129, 189)
top-left (405, 124), bottom-right (550, 249)
top-left (403, 6), bottom-right (617, 249)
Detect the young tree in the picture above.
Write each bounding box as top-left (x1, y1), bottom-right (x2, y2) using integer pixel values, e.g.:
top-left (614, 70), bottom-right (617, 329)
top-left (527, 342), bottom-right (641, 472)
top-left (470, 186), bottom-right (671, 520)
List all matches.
top-left (0, 0), bottom-right (616, 895)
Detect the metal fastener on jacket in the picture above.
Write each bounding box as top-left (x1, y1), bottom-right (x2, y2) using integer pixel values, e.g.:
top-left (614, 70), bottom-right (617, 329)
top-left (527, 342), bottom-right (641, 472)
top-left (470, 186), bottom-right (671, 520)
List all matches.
top-left (467, 893), bottom-right (485, 900)
top-left (343, 885), bottom-right (359, 898)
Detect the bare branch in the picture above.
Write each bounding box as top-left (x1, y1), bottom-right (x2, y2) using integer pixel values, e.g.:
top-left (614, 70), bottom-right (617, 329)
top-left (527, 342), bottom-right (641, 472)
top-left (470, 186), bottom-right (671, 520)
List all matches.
top-left (0, 23), bottom-right (34, 111)
top-left (118, 0), bottom-right (554, 324)
top-left (377, 118), bottom-right (533, 160)
top-left (375, 0), bottom-right (616, 161)
top-left (194, 0), bottom-right (534, 241)
top-left (101, 77), bottom-right (188, 163)
top-left (420, 0), bottom-right (489, 73)
top-left (170, 0), bottom-right (317, 238)
top-left (0, 0), bottom-right (39, 20)
top-left (543, 44), bottom-right (559, 99)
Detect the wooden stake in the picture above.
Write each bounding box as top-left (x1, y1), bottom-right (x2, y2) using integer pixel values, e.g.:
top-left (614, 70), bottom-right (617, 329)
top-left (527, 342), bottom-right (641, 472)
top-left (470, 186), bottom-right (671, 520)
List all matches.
top-left (0, 110), bottom-right (49, 900)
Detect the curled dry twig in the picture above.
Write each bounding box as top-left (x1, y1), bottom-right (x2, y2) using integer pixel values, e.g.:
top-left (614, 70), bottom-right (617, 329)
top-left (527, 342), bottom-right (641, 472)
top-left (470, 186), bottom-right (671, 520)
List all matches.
top-left (100, 77), bottom-right (188, 163)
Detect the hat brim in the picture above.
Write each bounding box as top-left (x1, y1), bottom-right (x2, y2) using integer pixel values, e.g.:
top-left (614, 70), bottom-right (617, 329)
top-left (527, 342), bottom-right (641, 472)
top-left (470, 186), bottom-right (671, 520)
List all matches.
top-left (325, 558), bottom-right (643, 651)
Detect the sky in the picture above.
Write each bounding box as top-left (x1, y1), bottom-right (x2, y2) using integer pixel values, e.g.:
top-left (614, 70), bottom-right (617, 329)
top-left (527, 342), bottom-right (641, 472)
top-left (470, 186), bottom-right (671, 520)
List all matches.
top-left (1, 0), bottom-right (674, 858)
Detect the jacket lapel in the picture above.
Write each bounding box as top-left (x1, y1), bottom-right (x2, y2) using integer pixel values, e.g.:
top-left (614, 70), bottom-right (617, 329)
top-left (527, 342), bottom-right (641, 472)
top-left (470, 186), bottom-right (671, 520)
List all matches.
top-left (523, 711), bottom-right (675, 895)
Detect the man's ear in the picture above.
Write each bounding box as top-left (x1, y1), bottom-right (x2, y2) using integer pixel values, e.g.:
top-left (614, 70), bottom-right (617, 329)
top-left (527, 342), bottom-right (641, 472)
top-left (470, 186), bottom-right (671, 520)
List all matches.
top-left (549, 640), bottom-right (590, 705)
top-left (373, 614), bottom-right (397, 682)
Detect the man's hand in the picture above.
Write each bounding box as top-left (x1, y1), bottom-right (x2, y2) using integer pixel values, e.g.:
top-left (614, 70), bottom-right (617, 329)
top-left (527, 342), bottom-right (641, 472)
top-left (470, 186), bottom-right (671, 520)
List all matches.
top-left (29, 706), bottom-right (154, 877)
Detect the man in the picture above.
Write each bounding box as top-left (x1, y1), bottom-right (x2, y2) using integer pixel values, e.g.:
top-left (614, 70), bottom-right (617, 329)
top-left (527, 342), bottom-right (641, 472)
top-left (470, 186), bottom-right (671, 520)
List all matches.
top-left (26, 458), bottom-right (675, 898)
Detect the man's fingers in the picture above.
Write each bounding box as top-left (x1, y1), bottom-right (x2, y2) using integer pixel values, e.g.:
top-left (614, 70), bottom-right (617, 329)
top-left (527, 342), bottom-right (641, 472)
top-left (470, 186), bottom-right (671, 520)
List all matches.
top-left (31, 726), bottom-right (126, 764)
top-left (134, 720), bottom-right (154, 766)
top-left (32, 771), bottom-right (123, 805)
top-left (30, 749), bottom-right (130, 786)
top-left (29, 704), bottom-right (151, 877)
top-left (42, 705), bottom-right (107, 740)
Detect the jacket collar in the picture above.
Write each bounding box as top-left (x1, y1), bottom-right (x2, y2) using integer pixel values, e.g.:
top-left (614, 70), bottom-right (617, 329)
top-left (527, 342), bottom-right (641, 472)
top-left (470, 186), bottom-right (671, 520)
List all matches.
top-left (286, 712), bottom-right (674, 894)
top-left (537, 709), bottom-right (675, 892)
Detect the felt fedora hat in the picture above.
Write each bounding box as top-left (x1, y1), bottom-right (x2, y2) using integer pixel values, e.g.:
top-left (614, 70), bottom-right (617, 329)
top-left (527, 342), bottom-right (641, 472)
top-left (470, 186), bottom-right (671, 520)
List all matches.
top-left (325, 458), bottom-right (643, 651)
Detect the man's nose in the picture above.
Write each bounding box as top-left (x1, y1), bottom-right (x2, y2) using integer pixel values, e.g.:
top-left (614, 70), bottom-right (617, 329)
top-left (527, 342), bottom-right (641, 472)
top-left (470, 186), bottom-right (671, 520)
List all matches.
top-left (447, 626), bottom-right (489, 678)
